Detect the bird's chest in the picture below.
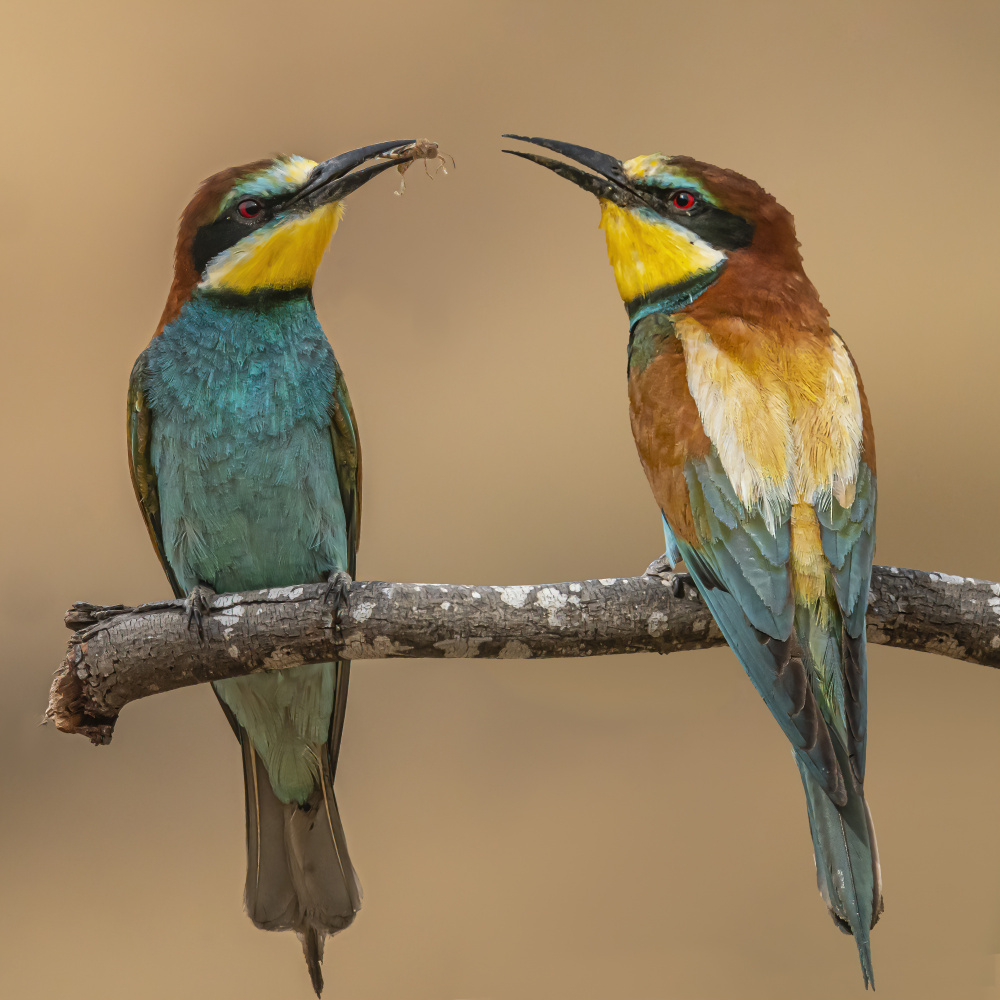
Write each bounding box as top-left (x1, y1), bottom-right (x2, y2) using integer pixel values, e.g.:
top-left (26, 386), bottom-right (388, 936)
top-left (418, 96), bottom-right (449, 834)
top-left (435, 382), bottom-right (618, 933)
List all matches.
top-left (145, 301), bottom-right (347, 592)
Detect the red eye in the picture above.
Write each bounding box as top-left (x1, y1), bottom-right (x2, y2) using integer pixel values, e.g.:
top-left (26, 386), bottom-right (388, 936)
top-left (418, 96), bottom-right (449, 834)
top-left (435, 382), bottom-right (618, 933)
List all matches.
top-left (670, 190), bottom-right (698, 211)
top-left (238, 198), bottom-right (263, 219)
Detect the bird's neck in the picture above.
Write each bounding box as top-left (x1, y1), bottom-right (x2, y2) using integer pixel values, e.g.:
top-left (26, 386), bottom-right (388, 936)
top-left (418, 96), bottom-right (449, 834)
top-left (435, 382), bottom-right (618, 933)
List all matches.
top-left (158, 290), bottom-right (324, 355)
top-left (683, 246), bottom-right (829, 331)
top-left (625, 264), bottom-right (726, 328)
top-left (623, 248), bottom-right (827, 333)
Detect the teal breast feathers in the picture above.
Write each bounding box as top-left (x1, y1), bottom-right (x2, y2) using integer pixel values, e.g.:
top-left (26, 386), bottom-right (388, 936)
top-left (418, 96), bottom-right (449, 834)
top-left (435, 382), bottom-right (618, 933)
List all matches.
top-left (145, 293), bottom-right (349, 594)
top-left (145, 292), bottom-right (348, 803)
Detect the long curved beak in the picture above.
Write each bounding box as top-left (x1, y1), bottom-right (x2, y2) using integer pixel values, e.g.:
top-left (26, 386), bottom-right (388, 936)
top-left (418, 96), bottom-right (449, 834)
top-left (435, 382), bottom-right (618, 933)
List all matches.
top-left (501, 134), bottom-right (634, 207)
top-left (283, 139), bottom-right (417, 211)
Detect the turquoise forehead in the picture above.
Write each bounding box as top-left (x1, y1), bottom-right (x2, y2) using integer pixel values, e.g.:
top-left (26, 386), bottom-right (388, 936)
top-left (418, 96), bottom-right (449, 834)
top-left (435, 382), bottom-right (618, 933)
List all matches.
top-left (218, 155), bottom-right (316, 213)
top-left (623, 154), bottom-right (721, 207)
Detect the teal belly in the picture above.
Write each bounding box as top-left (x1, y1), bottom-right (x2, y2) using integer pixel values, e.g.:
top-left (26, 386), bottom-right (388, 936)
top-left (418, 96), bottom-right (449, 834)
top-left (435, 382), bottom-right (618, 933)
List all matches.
top-left (153, 418), bottom-right (348, 596)
top-left (146, 294), bottom-right (349, 802)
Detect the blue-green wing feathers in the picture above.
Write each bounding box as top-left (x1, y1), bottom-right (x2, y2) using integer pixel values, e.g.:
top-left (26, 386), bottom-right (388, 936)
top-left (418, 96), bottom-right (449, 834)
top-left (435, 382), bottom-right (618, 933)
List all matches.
top-left (326, 364), bottom-right (361, 779)
top-left (329, 362), bottom-right (361, 580)
top-left (676, 451), bottom-right (847, 804)
top-left (817, 462), bottom-right (876, 782)
top-left (667, 447), bottom-right (881, 982)
top-left (127, 352), bottom-right (183, 599)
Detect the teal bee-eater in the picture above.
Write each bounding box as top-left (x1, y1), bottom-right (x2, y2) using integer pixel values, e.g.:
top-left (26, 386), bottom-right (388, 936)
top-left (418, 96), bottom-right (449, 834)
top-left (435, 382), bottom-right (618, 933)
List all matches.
top-left (128, 139), bottom-right (419, 994)
top-left (504, 136), bottom-right (882, 986)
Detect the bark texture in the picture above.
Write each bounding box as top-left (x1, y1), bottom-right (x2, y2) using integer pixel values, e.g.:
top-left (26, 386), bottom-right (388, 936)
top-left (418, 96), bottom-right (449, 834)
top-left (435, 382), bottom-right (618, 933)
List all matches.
top-left (47, 566), bottom-right (1000, 745)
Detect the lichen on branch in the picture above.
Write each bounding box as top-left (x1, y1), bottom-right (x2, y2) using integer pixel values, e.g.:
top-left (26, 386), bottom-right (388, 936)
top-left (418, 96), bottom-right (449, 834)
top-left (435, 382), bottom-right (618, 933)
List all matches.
top-left (46, 567), bottom-right (1000, 745)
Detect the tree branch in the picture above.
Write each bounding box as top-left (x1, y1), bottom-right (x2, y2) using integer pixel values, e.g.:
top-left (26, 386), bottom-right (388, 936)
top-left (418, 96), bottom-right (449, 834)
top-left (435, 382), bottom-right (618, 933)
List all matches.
top-left (47, 566), bottom-right (1000, 745)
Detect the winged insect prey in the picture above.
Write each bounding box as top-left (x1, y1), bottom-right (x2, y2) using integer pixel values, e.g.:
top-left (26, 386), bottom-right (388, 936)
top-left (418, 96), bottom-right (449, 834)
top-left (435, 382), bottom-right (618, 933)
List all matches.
top-left (382, 138), bottom-right (455, 196)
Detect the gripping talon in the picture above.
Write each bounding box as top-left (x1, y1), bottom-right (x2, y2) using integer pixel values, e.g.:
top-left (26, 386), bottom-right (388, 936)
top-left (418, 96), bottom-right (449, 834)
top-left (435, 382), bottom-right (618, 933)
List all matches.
top-left (643, 552), bottom-right (674, 578)
top-left (184, 584), bottom-right (216, 642)
top-left (643, 554), bottom-right (690, 599)
top-left (322, 571), bottom-right (353, 634)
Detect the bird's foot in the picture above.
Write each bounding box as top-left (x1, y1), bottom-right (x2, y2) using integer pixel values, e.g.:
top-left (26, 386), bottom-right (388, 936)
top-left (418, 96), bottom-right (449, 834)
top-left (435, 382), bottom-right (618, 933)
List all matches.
top-left (184, 584), bottom-right (216, 642)
top-left (644, 552), bottom-right (674, 578)
top-left (321, 571), bottom-right (353, 633)
top-left (643, 554), bottom-right (687, 599)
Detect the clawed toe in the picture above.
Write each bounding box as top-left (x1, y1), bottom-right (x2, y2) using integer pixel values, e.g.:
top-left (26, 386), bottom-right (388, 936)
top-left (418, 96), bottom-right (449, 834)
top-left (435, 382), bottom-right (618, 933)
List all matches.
top-left (643, 552), bottom-right (674, 578)
top-left (322, 571), bottom-right (353, 627)
top-left (184, 584), bottom-right (216, 641)
top-left (643, 554), bottom-right (690, 599)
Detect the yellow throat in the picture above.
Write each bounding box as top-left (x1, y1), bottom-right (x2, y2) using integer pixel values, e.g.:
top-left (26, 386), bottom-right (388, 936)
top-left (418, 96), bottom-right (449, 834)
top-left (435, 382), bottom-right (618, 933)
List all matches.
top-left (598, 200), bottom-right (725, 303)
top-left (201, 159), bottom-right (344, 295)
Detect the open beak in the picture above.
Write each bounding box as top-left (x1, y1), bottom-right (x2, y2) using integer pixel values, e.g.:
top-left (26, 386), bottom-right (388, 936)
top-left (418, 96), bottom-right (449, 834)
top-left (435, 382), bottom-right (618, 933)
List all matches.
top-left (283, 139), bottom-right (418, 211)
top-left (501, 135), bottom-right (635, 207)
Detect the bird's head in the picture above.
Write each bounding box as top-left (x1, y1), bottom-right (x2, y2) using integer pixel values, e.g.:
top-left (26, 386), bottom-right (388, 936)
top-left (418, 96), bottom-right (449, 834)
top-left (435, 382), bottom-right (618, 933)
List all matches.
top-left (503, 136), bottom-right (807, 325)
top-left (159, 139), bottom-right (416, 331)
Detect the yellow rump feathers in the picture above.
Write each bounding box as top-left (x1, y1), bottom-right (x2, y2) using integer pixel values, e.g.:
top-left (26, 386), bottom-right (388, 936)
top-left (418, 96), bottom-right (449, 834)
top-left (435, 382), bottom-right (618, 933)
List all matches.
top-left (789, 503), bottom-right (830, 612)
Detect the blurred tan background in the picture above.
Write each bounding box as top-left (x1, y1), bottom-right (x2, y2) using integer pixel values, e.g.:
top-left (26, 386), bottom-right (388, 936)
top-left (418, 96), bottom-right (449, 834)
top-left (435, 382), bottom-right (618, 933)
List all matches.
top-left (2, 0), bottom-right (999, 997)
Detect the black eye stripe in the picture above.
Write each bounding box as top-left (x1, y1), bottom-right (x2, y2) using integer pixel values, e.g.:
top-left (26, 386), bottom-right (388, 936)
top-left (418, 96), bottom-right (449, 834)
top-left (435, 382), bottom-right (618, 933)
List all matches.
top-left (633, 183), bottom-right (703, 214)
top-left (190, 197), bottom-right (278, 274)
top-left (632, 183), bottom-right (755, 252)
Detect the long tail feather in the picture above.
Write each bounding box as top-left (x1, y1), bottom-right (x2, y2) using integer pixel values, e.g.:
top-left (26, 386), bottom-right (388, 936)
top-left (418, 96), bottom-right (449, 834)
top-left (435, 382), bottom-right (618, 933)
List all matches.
top-left (239, 733), bottom-right (361, 995)
top-left (797, 751), bottom-right (883, 988)
top-left (303, 925), bottom-right (325, 996)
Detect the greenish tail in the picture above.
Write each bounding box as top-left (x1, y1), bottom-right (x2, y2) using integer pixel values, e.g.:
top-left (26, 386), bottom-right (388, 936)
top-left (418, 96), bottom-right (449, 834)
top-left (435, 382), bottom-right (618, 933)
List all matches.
top-left (797, 743), bottom-right (882, 989)
top-left (215, 660), bottom-right (360, 997)
top-left (238, 720), bottom-right (361, 997)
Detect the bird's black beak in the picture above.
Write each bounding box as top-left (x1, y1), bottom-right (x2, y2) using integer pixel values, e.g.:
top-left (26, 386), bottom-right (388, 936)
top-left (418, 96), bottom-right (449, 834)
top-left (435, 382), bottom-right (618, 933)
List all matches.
top-left (501, 135), bottom-right (635, 207)
top-left (283, 139), bottom-right (418, 211)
